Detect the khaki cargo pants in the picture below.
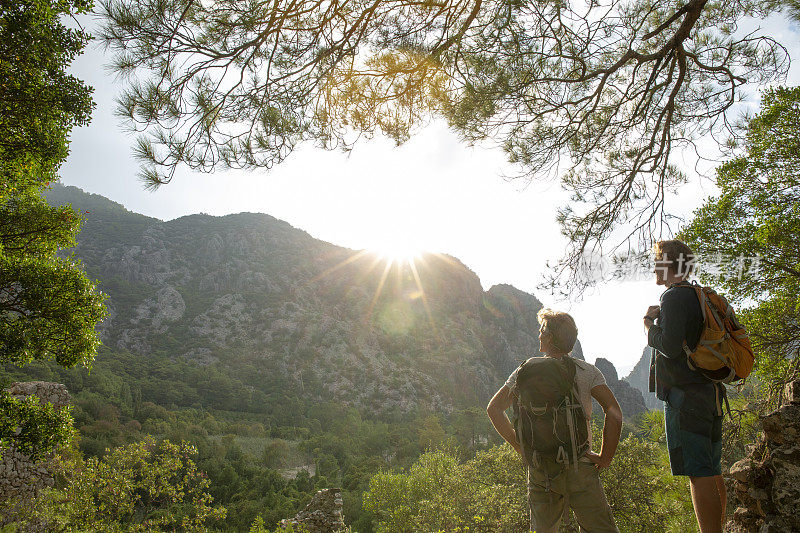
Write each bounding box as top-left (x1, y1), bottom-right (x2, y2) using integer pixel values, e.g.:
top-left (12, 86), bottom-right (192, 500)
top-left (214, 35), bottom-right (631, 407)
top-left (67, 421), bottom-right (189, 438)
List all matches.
top-left (527, 461), bottom-right (618, 533)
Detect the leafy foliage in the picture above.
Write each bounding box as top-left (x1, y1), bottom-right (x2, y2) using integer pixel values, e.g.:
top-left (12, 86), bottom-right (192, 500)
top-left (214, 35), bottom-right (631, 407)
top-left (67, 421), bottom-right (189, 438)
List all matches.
top-left (2, 346), bottom-right (503, 531)
top-left (0, 197), bottom-right (106, 368)
top-left (364, 446), bottom-right (528, 533)
top-left (98, 0), bottom-right (795, 286)
top-left (0, 0), bottom-right (94, 197)
top-left (30, 437), bottom-right (226, 532)
top-left (599, 433), bottom-right (694, 532)
top-left (0, 392), bottom-right (74, 461)
top-left (0, 0), bottom-right (106, 458)
top-left (364, 437), bottom-right (694, 533)
top-left (681, 86), bottom-right (800, 398)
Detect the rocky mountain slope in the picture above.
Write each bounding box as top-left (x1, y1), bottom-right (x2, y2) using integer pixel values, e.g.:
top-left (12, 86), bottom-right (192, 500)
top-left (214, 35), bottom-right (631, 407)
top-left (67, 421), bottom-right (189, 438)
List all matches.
top-left (50, 185), bottom-right (582, 415)
top-left (47, 186), bottom-right (642, 420)
top-left (48, 185), bottom-right (649, 423)
top-left (594, 358), bottom-right (647, 419)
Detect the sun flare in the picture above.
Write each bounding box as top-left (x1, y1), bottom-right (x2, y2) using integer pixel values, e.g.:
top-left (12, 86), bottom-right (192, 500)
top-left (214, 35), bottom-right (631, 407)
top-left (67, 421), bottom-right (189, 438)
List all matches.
top-left (372, 242), bottom-right (422, 264)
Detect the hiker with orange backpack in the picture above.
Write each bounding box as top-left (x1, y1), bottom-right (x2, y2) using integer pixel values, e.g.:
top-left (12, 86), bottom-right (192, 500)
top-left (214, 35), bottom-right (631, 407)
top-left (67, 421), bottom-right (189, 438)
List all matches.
top-left (644, 239), bottom-right (754, 533)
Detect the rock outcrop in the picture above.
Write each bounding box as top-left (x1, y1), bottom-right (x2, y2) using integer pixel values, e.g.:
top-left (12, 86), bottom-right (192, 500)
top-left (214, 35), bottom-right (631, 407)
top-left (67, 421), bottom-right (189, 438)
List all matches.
top-left (624, 346), bottom-right (661, 410)
top-left (726, 379), bottom-right (800, 532)
top-left (0, 382), bottom-right (70, 531)
top-left (479, 284), bottom-right (544, 378)
top-left (279, 488), bottom-right (345, 532)
top-left (4, 382), bottom-right (70, 409)
top-left (594, 357), bottom-right (648, 420)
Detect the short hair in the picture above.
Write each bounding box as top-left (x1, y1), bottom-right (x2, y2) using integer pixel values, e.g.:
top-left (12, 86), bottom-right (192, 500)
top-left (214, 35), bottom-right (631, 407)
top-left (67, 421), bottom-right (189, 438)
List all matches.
top-left (653, 239), bottom-right (695, 277)
top-left (537, 309), bottom-right (578, 355)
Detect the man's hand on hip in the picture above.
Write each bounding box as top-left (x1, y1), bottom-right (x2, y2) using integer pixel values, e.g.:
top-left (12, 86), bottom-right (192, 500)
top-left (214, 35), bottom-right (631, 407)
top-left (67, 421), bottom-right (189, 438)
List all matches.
top-left (585, 451), bottom-right (611, 469)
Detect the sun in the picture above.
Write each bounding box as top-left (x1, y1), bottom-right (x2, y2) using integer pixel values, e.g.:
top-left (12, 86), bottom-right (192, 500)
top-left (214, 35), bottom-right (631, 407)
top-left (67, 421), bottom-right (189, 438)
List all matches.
top-left (309, 237), bottom-right (439, 330)
top-left (371, 241), bottom-right (422, 264)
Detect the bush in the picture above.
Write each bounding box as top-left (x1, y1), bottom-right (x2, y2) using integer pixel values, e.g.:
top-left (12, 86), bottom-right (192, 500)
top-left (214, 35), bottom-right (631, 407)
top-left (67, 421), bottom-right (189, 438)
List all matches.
top-left (365, 437), bottom-right (697, 533)
top-left (30, 437), bottom-right (226, 532)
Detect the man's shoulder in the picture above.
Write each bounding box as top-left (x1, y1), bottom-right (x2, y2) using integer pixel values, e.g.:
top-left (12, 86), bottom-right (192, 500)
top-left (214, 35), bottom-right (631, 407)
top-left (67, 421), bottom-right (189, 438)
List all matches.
top-left (572, 357), bottom-right (600, 374)
top-left (661, 282), bottom-right (697, 301)
top-left (661, 283), bottom-right (703, 318)
top-left (570, 358), bottom-right (605, 389)
top-left (518, 355), bottom-right (596, 372)
top-left (517, 356), bottom-right (546, 367)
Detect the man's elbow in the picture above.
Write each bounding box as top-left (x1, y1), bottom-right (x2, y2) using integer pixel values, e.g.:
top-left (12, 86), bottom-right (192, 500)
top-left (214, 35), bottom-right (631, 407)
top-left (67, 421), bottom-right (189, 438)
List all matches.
top-left (487, 401), bottom-right (510, 425)
top-left (606, 405), bottom-right (623, 425)
top-left (649, 329), bottom-right (683, 359)
top-left (651, 339), bottom-right (682, 359)
top-left (487, 388), bottom-right (511, 417)
top-left (662, 342), bottom-right (685, 359)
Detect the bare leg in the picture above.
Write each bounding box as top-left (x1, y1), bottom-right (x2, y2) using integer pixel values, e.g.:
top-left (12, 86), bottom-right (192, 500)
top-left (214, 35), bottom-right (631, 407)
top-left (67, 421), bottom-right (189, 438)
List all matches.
top-left (689, 476), bottom-right (723, 533)
top-left (715, 474), bottom-right (727, 529)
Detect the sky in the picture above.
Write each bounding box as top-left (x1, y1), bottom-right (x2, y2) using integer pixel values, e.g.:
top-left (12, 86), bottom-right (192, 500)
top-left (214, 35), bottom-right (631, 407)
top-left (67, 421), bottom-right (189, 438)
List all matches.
top-left (60, 12), bottom-right (800, 376)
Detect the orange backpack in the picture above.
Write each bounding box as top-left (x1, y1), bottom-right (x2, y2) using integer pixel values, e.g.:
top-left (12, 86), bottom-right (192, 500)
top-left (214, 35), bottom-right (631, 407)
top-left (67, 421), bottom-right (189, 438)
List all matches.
top-left (683, 282), bottom-right (754, 383)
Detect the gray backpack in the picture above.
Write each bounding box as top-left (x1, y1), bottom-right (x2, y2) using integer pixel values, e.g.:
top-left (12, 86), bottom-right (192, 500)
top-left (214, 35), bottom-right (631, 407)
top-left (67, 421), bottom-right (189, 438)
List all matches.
top-left (512, 356), bottom-right (589, 478)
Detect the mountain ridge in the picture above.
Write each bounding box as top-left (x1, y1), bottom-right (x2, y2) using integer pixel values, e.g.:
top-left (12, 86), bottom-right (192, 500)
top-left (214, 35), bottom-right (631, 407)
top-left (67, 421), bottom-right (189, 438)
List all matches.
top-left (46, 185), bottom-right (538, 415)
top-left (46, 183), bottom-right (643, 418)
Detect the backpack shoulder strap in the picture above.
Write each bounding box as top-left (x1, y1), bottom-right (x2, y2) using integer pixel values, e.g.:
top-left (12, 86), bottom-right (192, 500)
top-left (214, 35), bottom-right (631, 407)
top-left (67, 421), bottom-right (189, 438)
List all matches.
top-left (559, 355), bottom-right (584, 470)
top-left (561, 356), bottom-right (584, 409)
top-left (509, 359), bottom-right (528, 393)
top-left (561, 355), bottom-right (578, 382)
top-left (690, 281), bottom-right (709, 324)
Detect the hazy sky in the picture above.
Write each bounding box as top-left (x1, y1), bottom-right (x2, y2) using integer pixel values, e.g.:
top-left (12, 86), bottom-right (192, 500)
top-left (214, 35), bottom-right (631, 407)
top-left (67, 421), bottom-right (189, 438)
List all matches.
top-left (61, 12), bottom-right (800, 375)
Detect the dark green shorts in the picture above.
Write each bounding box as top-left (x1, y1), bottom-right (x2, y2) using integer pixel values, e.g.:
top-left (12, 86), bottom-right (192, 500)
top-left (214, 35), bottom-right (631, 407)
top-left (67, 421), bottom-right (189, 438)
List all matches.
top-left (664, 385), bottom-right (722, 477)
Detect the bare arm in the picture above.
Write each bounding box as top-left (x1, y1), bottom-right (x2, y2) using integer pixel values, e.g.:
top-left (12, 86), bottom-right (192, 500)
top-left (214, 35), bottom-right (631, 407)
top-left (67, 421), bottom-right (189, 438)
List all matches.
top-left (486, 385), bottom-right (522, 455)
top-left (586, 384), bottom-right (623, 469)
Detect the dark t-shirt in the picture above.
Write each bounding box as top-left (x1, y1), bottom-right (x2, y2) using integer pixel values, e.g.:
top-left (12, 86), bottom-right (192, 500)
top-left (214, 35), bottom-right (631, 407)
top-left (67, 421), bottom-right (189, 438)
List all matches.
top-left (647, 281), bottom-right (708, 400)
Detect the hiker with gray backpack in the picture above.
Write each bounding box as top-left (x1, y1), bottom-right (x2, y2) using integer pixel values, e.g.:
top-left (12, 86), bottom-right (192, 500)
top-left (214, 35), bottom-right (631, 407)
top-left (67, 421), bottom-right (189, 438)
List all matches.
top-left (487, 309), bottom-right (622, 533)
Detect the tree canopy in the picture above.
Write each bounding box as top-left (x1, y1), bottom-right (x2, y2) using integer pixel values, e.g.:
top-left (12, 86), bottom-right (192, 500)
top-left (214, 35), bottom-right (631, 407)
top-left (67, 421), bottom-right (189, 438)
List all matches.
top-left (0, 0), bottom-right (106, 458)
top-left (681, 86), bottom-right (800, 395)
top-left (100, 0), bottom-right (794, 283)
top-left (0, 0), bottom-right (94, 199)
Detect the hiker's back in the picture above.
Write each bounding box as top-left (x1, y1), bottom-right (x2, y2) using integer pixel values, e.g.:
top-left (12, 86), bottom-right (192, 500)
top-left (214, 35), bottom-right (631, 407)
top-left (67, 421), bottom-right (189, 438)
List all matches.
top-left (506, 355), bottom-right (619, 533)
top-left (512, 356), bottom-right (589, 473)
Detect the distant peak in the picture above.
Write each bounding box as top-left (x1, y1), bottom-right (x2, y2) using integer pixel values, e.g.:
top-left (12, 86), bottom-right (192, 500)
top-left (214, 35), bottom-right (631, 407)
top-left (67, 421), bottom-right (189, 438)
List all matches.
top-left (486, 284), bottom-right (543, 306)
top-left (594, 357), bottom-right (619, 383)
top-left (45, 183), bottom-right (159, 223)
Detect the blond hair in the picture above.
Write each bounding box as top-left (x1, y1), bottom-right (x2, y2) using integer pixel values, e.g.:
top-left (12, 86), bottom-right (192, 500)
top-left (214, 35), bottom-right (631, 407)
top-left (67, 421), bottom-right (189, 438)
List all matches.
top-left (537, 309), bottom-right (578, 355)
top-left (654, 239), bottom-right (695, 277)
